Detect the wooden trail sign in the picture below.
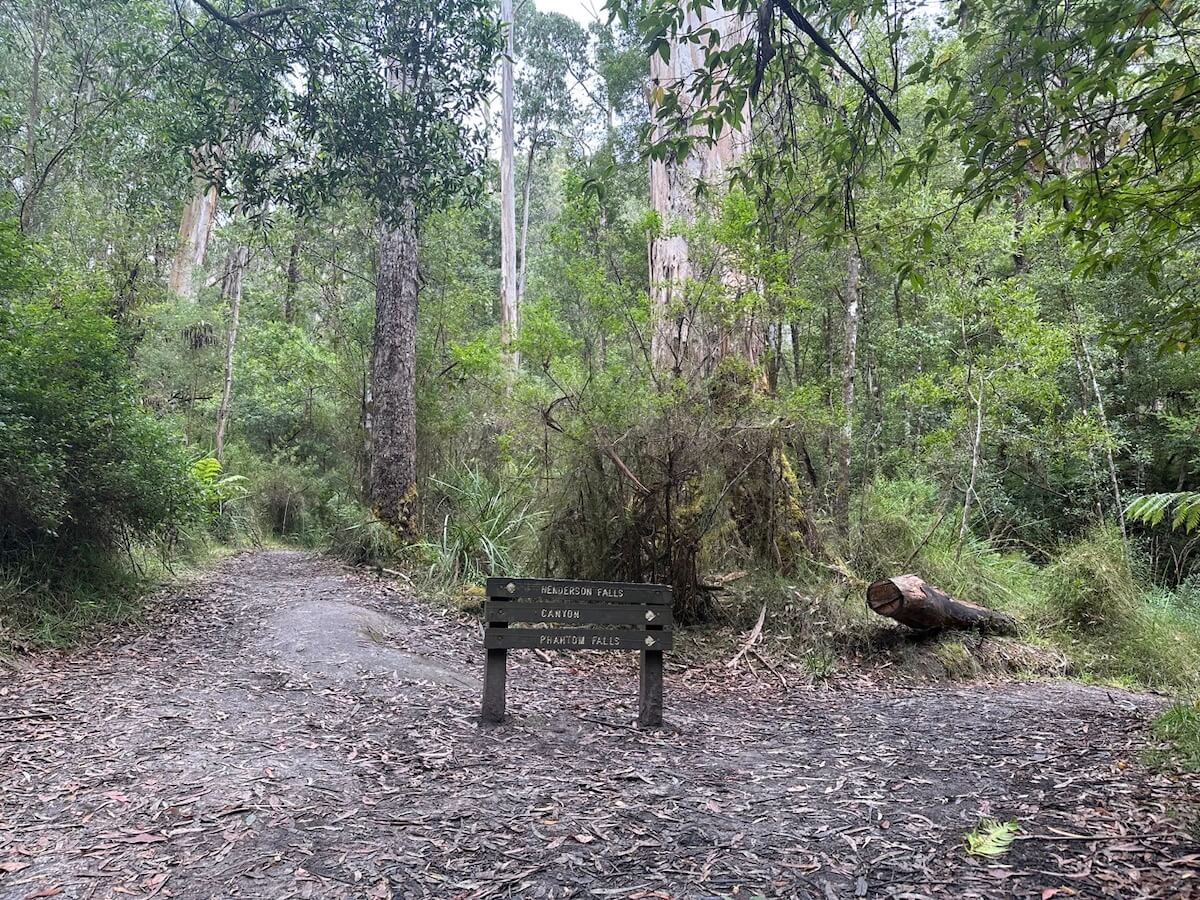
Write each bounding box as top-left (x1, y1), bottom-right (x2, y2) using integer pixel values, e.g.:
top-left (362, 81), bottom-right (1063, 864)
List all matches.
top-left (480, 577), bottom-right (673, 728)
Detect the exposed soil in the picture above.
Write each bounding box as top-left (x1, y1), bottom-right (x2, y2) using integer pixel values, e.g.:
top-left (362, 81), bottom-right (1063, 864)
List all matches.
top-left (2, 550), bottom-right (1198, 899)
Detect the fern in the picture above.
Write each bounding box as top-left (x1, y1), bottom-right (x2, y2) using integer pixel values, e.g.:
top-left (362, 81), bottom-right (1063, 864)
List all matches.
top-left (1127, 492), bottom-right (1200, 533)
top-left (964, 818), bottom-right (1020, 857)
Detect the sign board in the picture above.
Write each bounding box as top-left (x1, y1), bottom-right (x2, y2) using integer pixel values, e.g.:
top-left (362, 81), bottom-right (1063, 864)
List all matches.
top-left (479, 577), bottom-right (672, 728)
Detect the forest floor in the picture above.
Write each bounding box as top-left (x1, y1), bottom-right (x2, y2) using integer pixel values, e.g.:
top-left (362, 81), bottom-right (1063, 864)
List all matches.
top-left (1, 550), bottom-right (1198, 900)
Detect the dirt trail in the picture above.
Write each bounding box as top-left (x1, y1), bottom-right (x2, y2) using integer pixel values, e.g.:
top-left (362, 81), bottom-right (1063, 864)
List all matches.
top-left (1, 551), bottom-right (1197, 899)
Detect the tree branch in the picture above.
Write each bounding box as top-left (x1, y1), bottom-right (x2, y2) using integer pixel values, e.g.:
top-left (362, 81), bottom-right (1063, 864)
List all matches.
top-left (772, 0), bottom-right (901, 133)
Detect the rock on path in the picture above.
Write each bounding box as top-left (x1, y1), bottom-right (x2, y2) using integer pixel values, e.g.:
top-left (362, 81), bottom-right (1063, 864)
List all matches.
top-left (1, 550), bottom-right (1198, 899)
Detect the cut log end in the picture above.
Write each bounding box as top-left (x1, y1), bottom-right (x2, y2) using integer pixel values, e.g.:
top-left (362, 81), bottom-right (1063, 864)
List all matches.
top-left (866, 574), bottom-right (1019, 636)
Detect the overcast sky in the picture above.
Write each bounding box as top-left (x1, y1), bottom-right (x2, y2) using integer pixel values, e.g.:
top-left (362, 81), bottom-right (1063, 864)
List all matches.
top-left (533, 0), bottom-right (601, 24)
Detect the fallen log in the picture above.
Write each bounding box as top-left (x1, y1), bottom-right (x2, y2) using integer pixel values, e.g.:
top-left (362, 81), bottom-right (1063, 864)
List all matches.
top-left (866, 574), bottom-right (1019, 636)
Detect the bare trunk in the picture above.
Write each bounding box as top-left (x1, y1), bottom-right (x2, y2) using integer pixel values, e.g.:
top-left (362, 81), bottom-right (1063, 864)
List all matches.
top-left (835, 247), bottom-right (861, 534)
top-left (647, 4), bottom-right (750, 375)
top-left (369, 210), bottom-right (421, 534)
top-left (169, 178), bottom-right (220, 301)
top-left (517, 140), bottom-right (536, 304)
top-left (958, 372), bottom-right (986, 557)
top-left (214, 246), bottom-right (248, 461)
top-left (1075, 335), bottom-right (1125, 536)
top-left (20, 5), bottom-right (46, 233)
top-left (499, 0), bottom-right (519, 370)
top-left (284, 228), bottom-right (302, 323)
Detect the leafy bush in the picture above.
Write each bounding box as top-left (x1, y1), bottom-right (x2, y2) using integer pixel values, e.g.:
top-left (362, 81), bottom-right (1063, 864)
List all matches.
top-left (0, 224), bottom-right (198, 561)
top-left (190, 457), bottom-right (256, 543)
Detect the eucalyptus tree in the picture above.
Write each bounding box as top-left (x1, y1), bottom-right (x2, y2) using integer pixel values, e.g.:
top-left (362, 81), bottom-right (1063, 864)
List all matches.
top-left (500, 0), bottom-right (519, 369)
top-left (513, 8), bottom-right (590, 302)
top-left (175, 0), bottom-right (501, 534)
top-left (0, 0), bottom-right (177, 235)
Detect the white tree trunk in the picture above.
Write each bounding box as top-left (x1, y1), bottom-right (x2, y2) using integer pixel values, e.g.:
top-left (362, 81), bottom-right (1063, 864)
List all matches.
top-left (835, 247), bottom-right (861, 534)
top-left (499, 0), bottom-right (519, 370)
top-left (517, 140), bottom-right (536, 304)
top-left (958, 372), bottom-right (986, 557)
top-left (20, 3), bottom-right (47, 233)
top-left (647, 4), bottom-right (751, 374)
top-left (169, 178), bottom-right (219, 301)
top-left (214, 246), bottom-right (248, 461)
top-left (1076, 334), bottom-right (1126, 536)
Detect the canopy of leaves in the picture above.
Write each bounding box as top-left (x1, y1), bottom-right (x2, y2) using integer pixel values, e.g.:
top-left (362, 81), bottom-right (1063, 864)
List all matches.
top-left (170, 0), bottom-right (502, 224)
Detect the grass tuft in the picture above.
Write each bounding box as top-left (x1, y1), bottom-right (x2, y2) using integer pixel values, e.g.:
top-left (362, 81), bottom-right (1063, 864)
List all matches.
top-left (1151, 701), bottom-right (1200, 772)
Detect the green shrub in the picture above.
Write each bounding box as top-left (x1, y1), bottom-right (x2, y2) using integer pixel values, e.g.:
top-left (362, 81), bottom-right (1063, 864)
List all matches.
top-left (416, 463), bottom-right (541, 584)
top-left (0, 224), bottom-right (199, 560)
top-left (190, 457), bottom-right (257, 544)
top-left (327, 502), bottom-right (401, 566)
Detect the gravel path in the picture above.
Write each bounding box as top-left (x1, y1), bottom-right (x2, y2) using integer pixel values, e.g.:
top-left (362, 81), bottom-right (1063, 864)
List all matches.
top-left (1, 550), bottom-right (1197, 899)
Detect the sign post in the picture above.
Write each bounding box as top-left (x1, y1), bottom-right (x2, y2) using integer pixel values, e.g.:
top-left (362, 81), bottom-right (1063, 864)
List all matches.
top-left (479, 577), bottom-right (673, 728)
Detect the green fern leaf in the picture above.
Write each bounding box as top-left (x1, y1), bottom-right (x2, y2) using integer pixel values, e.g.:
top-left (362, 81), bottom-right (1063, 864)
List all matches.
top-left (964, 818), bottom-right (1019, 857)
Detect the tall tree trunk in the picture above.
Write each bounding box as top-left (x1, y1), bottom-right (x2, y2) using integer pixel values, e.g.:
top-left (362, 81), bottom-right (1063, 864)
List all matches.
top-left (369, 209), bottom-right (421, 535)
top-left (835, 246), bottom-right (862, 535)
top-left (169, 177), bottom-right (220, 301)
top-left (517, 140), bottom-right (536, 304)
top-left (284, 227), bottom-right (302, 324)
top-left (647, 3), bottom-right (749, 375)
top-left (214, 246), bottom-right (248, 461)
top-left (1074, 333), bottom-right (1125, 536)
top-left (958, 371), bottom-right (986, 558)
top-left (19, 4), bottom-right (47, 233)
top-left (499, 0), bottom-right (520, 370)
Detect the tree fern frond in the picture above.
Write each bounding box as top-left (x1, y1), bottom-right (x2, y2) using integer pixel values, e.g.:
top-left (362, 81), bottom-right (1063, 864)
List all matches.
top-left (1127, 492), bottom-right (1200, 533)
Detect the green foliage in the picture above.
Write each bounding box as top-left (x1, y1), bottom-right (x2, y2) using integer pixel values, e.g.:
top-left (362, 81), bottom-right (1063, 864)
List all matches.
top-left (1044, 526), bottom-right (1141, 631)
top-left (0, 224), bottom-right (198, 557)
top-left (327, 504), bottom-right (402, 568)
top-left (1127, 492), bottom-right (1200, 533)
top-left (0, 545), bottom-right (153, 651)
top-left (1153, 701), bottom-right (1200, 772)
top-left (172, 0), bottom-right (502, 224)
top-left (416, 464), bottom-right (542, 585)
top-left (190, 457), bottom-right (255, 543)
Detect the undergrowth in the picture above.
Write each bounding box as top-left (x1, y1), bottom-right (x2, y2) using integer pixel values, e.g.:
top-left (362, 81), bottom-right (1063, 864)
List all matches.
top-left (0, 542), bottom-right (224, 654)
top-left (1151, 701), bottom-right (1200, 772)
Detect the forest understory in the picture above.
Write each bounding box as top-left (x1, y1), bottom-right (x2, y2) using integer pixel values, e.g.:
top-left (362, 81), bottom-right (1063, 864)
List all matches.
top-left (4, 1), bottom-right (1200, 895)
top-left (2, 551), bottom-right (1198, 900)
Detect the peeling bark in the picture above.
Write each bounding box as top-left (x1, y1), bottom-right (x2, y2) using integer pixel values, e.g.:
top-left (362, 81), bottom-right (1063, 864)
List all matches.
top-left (169, 178), bottom-right (220, 301)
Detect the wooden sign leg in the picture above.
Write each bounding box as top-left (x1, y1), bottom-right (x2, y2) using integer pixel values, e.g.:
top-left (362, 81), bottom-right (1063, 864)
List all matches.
top-left (482, 614), bottom-right (508, 725)
top-left (638, 647), bottom-right (663, 728)
top-left (481, 646), bottom-right (507, 723)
